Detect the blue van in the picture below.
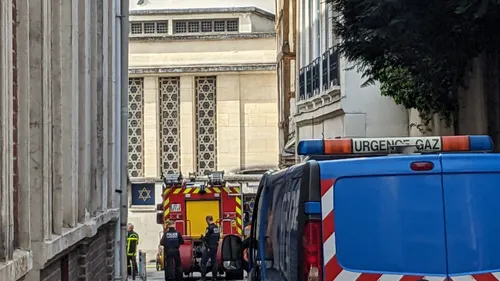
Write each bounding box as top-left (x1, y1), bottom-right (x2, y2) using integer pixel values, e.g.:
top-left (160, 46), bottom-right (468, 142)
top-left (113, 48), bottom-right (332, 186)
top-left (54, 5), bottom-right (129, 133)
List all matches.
top-left (220, 135), bottom-right (500, 281)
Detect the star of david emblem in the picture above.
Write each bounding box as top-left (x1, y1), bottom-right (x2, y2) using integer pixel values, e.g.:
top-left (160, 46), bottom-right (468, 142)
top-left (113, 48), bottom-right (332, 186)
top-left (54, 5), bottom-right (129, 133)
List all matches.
top-left (138, 187), bottom-right (152, 202)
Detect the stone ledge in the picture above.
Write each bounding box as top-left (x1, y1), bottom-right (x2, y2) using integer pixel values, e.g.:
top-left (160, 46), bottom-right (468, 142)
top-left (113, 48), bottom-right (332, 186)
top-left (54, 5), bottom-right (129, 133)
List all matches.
top-left (35, 209), bottom-right (119, 267)
top-left (295, 88), bottom-right (344, 126)
top-left (129, 206), bottom-right (156, 213)
top-left (129, 32), bottom-right (276, 41)
top-left (130, 7), bottom-right (275, 20)
top-left (129, 64), bottom-right (276, 74)
top-left (0, 250), bottom-right (33, 280)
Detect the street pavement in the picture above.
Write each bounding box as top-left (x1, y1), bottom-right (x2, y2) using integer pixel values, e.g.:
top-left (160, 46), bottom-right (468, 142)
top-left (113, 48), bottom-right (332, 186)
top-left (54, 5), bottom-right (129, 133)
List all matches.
top-left (128, 263), bottom-right (245, 281)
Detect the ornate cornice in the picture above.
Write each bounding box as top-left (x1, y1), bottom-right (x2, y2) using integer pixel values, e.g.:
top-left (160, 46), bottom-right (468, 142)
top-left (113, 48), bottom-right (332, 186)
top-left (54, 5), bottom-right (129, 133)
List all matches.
top-left (129, 32), bottom-right (276, 42)
top-left (130, 7), bottom-right (275, 21)
top-left (129, 64), bottom-right (277, 74)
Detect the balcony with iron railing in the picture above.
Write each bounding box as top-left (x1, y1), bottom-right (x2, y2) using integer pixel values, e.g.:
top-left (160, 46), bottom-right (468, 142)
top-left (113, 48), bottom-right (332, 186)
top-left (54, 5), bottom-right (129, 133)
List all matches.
top-left (297, 47), bottom-right (341, 114)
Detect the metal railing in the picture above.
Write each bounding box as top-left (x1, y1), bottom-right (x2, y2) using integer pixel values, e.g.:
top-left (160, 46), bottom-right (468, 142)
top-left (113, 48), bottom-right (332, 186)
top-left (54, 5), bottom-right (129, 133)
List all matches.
top-left (298, 47), bottom-right (340, 101)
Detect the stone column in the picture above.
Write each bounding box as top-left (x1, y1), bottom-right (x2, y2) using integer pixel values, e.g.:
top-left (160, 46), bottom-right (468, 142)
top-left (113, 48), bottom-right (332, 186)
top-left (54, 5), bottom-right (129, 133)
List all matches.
top-left (89, 0), bottom-right (103, 216)
top-left (180, 76), bottom-right (195, 174)
top-left (16, 0), bottom-right (32, 250)
top-left (78, 0), bottom-right (91, 223)
top-left (60, 0), bottom-right (78, 228)
top-left (26, 0), bottom-right (53, 276)
top-left (101, 0), bottom-right (110, 211)
top-left (50, 0), bottom-right (63, 235)
top-left (0, 0), bottom-right (14, 261)
top-left (143, 76), bottom-right (159, 177)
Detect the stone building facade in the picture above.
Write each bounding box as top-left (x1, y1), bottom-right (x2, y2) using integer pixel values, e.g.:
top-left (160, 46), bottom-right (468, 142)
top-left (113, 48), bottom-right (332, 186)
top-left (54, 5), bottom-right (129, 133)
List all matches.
top-left (127, 0), bottom-right (279, 258)
top-left (274, 0), bottom-right (410, 163)
top-left (0, 0), bottom-right (128, 280)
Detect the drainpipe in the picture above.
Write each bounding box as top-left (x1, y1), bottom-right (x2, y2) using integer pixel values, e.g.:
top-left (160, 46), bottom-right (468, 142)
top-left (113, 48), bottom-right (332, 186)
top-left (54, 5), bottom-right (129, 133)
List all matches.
top-left (112, 0), bottom-right (127, 279)
top-left (120, 0), bottom-right (130, 280)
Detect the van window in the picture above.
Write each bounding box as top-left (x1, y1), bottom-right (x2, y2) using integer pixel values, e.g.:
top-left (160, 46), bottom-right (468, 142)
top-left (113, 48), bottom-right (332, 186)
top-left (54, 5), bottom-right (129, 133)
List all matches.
top-left (334, 174), bottom-right (447, 275)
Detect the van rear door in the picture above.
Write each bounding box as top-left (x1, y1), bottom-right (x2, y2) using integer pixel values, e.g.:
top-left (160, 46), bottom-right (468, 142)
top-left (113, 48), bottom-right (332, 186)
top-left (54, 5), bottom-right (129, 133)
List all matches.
top-left (320, 154), bottom-right (448, 278)
top-left (327, 153), bottom-right (500, 280)
top-left (441, 154), bottom-right (500, 277)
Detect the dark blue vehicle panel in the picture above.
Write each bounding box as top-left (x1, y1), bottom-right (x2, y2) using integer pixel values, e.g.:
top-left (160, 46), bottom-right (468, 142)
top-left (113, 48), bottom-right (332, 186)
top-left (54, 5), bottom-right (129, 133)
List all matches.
top-left (442, 154), bottom-right (500, 276)
top-left (256, 164), bottom-right (308, 281)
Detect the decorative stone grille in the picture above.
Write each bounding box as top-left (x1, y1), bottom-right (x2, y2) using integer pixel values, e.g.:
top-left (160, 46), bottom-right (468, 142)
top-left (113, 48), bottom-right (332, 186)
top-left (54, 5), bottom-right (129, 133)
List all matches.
top-left (128, 78), bottom-right (144, 177)
top-left (159, 77), bottom-right (180, 175)
top-left (195, 76), bottom-right (217, 174)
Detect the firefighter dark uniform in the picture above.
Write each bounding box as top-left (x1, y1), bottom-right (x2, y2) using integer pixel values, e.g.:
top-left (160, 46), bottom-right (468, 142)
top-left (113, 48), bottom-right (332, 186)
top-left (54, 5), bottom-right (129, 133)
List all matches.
top-left (161, 225), bottom-right (184, 281)
top-left (200, 223), bottom-right (221, 280)
top-left (127, 230), bottom-right (139, 279)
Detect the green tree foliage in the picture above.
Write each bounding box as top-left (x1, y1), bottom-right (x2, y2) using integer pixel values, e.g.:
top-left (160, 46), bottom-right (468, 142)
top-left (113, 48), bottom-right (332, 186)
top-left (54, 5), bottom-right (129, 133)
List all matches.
top-left (327, 0), bottom-right (500, 124)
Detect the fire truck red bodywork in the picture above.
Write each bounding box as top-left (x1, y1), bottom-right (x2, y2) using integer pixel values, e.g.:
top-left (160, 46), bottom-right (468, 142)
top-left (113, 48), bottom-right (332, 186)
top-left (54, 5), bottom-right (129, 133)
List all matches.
top-left (157, 182), bottom-right (243, 277)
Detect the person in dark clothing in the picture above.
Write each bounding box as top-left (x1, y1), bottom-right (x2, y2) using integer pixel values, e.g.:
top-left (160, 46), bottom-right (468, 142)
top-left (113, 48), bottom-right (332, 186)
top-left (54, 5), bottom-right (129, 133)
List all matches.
top-left (243, 203), bottom-right (251, 228)
top-left (199, 215), bottom-right (221, 281)
top-left (160, 220), bottom-right (185, 281)
top-left (127, 223), bottom-right (140, 280)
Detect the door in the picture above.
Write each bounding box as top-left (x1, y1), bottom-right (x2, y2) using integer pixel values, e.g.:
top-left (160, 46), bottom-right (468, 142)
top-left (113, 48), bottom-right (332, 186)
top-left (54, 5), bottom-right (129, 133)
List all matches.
top-left (323, 155), bottom-right (448, 276)
top-left (441, 153), bottom-right (500, 276)
top-left (186, 200), bottom-right (220, 238)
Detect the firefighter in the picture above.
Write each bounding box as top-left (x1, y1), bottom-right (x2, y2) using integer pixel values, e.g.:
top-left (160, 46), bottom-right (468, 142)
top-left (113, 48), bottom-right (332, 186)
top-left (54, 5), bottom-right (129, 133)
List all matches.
top-left (160, 220), bottom-right (184, 281)
top-left (199, 215), bottom-right (220, 281)
top-left (126, 223), bottom-right (139, 280)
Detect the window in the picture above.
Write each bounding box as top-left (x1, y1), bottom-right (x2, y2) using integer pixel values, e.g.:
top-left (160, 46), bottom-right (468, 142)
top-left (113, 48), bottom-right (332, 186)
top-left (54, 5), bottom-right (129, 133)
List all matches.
top-left (144, 22), bottom-right (155, 34)
top-left (214, 21), bottom-right (225, 32)
top-left (227, 20), bottom-right (238, 32)
top-left (157, 22), bottom-right (168, 33)
top-left (128, 78), bottom-right (144, 177)
top-left (131, 183), bottom-right (156, 206)
top-left (195, 76), bottom-right (217, 174)
top-left (173, 19), bottom-right (239, 34)
top-left (187, 21), bottom-right (199, 33)
top-left (129, 21), bottom-right (169, 35)
top-left (159, 77), bottom-right (180, 175)
top-left (298, 2), bottom-right (340, 101)
top-left (131, 22), bottom-right (143, 34)
top-left (201, 21), bottom-right (213, 32)
top-left (174, 21), bottom-right (187, 33)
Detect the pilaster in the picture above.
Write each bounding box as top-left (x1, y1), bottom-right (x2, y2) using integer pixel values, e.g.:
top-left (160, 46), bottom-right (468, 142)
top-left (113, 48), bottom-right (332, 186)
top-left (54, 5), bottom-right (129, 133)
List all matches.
top-left (180, 76), bottom-right (195, 174)
top-left (0, 0), bottom-right (14, 261)
top-left (216, 74), bottom-right (242, 171)
top-left (143, 76), bottom-right (159, 177)
top-left (78, 0), bottom-right (91, 223)
top-left (51, 0), bottom-right (63, 235)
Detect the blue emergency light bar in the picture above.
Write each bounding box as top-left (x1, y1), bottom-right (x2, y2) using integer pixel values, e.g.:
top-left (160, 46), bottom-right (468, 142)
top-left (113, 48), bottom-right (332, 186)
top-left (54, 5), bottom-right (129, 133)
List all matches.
top-left (297, 135), bottom-right (494, 156)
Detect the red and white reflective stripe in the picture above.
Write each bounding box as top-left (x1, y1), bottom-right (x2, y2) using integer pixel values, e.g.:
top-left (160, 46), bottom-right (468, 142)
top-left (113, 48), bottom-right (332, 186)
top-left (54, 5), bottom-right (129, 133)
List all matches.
top-left (320, 179), bottom-right (500, 281)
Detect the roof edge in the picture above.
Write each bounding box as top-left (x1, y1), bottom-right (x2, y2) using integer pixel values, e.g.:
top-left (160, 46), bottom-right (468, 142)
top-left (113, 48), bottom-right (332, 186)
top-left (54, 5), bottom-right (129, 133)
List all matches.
top-left (129, 6), bottom-right (275, 21)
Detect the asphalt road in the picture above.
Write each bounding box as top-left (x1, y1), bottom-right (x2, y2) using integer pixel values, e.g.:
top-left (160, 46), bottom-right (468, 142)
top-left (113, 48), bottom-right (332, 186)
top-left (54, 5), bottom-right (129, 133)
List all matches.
top-left (128, 265), bottom-right (245, 281)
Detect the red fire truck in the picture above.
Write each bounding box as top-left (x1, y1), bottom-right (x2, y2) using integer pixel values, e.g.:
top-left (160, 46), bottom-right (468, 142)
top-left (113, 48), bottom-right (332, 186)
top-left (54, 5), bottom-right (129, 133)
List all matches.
top-left (156, 171), bottom-right (245, 280)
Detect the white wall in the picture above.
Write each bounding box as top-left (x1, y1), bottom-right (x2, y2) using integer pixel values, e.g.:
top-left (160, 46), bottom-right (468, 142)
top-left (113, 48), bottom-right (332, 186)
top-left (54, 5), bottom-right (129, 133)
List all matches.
top-left (250, 14), bottom-right (275, 32)
top-left (340, 58), bottom-right (409, 137)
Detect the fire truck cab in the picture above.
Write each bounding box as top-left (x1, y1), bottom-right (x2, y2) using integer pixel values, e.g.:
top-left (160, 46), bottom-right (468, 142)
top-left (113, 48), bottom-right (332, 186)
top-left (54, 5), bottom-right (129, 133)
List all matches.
top-left (156, 171), bottom-right (245, 280)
